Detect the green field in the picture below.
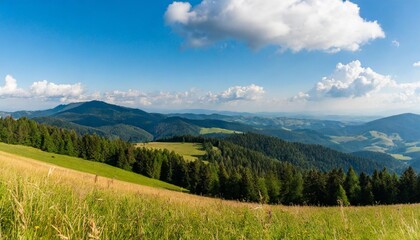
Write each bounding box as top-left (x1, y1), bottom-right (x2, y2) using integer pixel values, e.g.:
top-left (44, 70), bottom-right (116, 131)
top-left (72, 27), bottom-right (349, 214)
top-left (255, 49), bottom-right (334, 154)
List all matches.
top-left (0, 142), bottom-right (183, 191)
top-left (1, 145), bottom-right (420, 239)
top-left (199, 127), bottom-right (241, 135)
top-left (140, 142), bottom-right (206, 161)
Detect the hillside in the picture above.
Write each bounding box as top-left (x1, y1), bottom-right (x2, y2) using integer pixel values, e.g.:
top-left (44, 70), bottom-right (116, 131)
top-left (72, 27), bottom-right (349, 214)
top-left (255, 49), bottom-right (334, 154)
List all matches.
top-left (5, 116), bottom-right (417, 206)
top-left (223, 133), bottom-right (407, 174)
top-left (1, 145), bottom-right (420, 239)
top-left (26, 101), bottom-right (252, 141)
top-left (51, 100), bottom-right (164, 132)
top-left (0, 142), bottom-right (182, 191)
top-left (351, 151), bottom-right (408, 172)
top-left (355, 113), bottom-right (420, 141)
top-left (322, 114), bottom-right (420, 166)
top-left (6, 101), bottom-right (420, 170)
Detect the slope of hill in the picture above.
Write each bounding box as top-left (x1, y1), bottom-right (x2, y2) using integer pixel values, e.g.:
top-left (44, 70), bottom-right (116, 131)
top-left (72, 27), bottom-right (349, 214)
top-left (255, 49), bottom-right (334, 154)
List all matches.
top-left (357, 113), bottom-right (420, 141)
top-left (26, 101), bottom-right (255, 141)
top-left (257, 128), bottom-right (342, 150)
top-left (35, 117), bottom-right (154, 142)
top-left (0, 142), bottom-right (182, 191)
top-left (53, 100), bottom-right (164, 132)
top-left (11, 102), bottom-right (83, 118)
top-left (6, 101), bottom-right (420, 171)
top-left (223, 133), bottom-right (407, 173)
top-left (2, 147), bottom-right (420, 239)
top-left (323, 113), bottom-right (420, 139)
top-left (321, 114), bottom-right (420, 165)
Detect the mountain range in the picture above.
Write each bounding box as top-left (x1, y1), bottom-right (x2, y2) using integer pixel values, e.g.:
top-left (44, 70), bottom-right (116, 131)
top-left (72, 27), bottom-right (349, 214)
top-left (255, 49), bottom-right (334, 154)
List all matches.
top-left (2, 100), bottom-right (420, 171)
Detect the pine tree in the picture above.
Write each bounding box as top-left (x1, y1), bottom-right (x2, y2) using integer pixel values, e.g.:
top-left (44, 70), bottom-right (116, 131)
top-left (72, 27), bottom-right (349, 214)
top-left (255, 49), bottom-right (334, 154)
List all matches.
top-left (337, 184), bottom-right (349, 206)
top-left (303, 170), bottom-right (326, 205)
top-left (399, 167), bottom-right (417, 203)
top-left (359, 172), bottom-right (374, 205)
top-left (239, 168), bottom-right (257, 202)
top-left (344, 167), bottom-right (361, 205)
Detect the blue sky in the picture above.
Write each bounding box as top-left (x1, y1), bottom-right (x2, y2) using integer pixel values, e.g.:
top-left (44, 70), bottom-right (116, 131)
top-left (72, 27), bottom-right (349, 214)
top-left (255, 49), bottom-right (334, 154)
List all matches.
top-left (0, 0), bottom-right (420, 114)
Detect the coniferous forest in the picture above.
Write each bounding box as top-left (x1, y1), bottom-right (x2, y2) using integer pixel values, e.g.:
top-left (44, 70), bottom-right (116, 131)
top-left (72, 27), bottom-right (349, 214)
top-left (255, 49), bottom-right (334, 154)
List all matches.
top-left (1, 116), bottom-right (420, 206)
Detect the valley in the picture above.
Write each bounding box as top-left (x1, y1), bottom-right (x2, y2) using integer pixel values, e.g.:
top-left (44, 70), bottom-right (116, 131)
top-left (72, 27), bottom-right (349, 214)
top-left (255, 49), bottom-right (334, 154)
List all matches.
top-left (1, 101), bottom-right (420, 238)
top-left (3, 1), bottom-right (419, 238)
top-left (4, 100), bottom-right (420, 171)
top-left (1, 147), bottom-right (420, 239)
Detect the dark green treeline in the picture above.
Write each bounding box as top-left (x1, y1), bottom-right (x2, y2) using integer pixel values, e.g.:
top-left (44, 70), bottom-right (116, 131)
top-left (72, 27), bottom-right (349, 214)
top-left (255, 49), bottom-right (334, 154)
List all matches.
top-left (1, 117), bottom-right (420, 206)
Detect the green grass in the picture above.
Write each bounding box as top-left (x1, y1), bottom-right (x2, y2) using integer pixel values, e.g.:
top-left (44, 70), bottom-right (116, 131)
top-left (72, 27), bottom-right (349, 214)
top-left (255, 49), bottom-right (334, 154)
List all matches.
top-left (140, 142), bottom-right (206, 161)
top-left (1, 149), bottom-right (420, 239)
top-left (0, 142), bottom-right (183, 191)
top-left (199, 127), bottom-right (241, 135)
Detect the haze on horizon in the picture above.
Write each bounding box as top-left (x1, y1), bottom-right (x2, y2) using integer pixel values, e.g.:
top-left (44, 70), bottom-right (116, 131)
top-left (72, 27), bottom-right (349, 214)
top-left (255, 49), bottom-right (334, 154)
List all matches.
top-left (0, 0), bottom-right (420, 115)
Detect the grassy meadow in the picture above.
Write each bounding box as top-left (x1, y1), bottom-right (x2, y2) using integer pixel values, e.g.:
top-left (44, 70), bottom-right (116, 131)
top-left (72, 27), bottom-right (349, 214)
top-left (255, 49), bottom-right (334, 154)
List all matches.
top-left (139, 142), bottom-right (206, 161)
top-left (199, 127), bottom-right (241, 135)
top-left (1, 145), bottom-right (420, 239)
top-left (0, 142), bottom-right (183, 191)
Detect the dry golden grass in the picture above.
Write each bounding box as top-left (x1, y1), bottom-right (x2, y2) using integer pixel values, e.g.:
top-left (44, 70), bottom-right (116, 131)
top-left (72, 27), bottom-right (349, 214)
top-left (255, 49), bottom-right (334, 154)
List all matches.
top-left (1, 149), bottom-right (420, 239)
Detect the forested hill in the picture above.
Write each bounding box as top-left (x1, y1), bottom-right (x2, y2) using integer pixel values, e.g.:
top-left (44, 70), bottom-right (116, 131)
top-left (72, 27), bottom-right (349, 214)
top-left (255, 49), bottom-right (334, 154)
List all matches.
top-left (1, 116), bottom-right (420, 206)
top-left (223, 133), bottom-right (407, 174)
top-left (31, 101), bottom-right (252, 141)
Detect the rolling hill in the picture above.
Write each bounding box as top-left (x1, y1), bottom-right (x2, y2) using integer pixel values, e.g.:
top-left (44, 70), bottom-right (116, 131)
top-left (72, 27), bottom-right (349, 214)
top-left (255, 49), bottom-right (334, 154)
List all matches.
top-left (321, 114), bottom-right (420, 166)
top-left (28, 101), bottom-right (251, 141)
top-left (5, 100), bottom-right (420, 171)
top-left (2, 145), bottom-right (420, 239)
top-left (223, 133), bottom-right (408, 174)
top-left (324, 113), bottom-right (420, 140)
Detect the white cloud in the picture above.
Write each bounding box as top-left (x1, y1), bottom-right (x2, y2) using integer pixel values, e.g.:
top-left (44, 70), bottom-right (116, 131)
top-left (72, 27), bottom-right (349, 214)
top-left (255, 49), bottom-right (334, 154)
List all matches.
top-left (290, 60), bottom-right (420, 114)
top-left (413, 61), bottom-right (420, 67)
top-left (0, 74), bottom-right (85, 102)
top-left (204, 84), bottom-right (265, 103)
top-left (294, 60), bottom-right (393, 100)
top-left (165, 0), bottom-right (385, 52)
top-left (391, 40), bottom-right (400, 47)
top-left (100, 84), bottom-right (265, 108)
top-left (0, 74), bottom-right (265, 110)
top-left (30, 80), bottom-right (84, 101)
top-left (0, 75), bottom-right (28, 97)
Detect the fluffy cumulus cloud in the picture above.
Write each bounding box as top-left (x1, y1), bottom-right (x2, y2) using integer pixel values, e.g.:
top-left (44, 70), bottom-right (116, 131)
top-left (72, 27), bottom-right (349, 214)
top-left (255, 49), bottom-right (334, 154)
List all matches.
top-left (294, 60), bottom-right (393, 100)
top-left (0, 75), bottom-right (28, 97)
top-left (101, 89), bottom-right (198, 107)
top-left (291, 60), bottom-right (420, 113)
top-left (204, 84), bottom-right (265, 103)
top-left (101, 84), bottom-right (265, 108)
top-left (413, 61), bottom-right (420, 67)
top-left (165, 0), bottom-right (385, 52)
top-left (0, 74), bottom-right (265, 110)
top-left (0, 74), bottom-right (85, 102)
top-left (30, 80), bottom-right (84, 101)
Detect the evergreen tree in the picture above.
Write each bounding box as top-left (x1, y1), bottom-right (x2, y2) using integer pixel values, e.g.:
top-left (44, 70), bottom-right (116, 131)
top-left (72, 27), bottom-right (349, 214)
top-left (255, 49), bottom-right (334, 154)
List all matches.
top-left (303, 170), bottom-right (326, 205)
top-left (337, 185), bottom-right (349, 206)
top-left (239, 168), bottom-right (257, 202)
top-left (399, 167), bottom-right (417, 203)
top-left (326, 169), bottom-right (343, 205)
top-left (359, 172), bottom-right (374, 205)
top-left (265, 172), bottom-right (281, 204)
top-left (344, 167), bottom-right (361, 205)
top-left (256, 177), bottom-right (269, 203)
